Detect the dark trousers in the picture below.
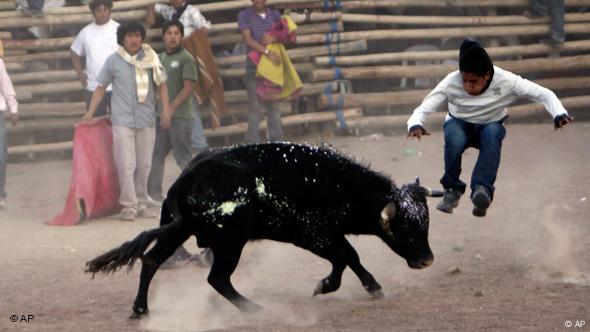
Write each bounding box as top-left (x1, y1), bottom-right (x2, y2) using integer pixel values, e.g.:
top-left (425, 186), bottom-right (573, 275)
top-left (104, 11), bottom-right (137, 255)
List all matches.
top-left (85, 90), bottom-right (111, 118)
top-left (440, 117), bottom-right (506, 199)
top-left (244, 66), bottom-right (284, 143)
top-left (147, 118), bottom-right (193, 199)
top-left (529, 0), bottom-right (565, 42)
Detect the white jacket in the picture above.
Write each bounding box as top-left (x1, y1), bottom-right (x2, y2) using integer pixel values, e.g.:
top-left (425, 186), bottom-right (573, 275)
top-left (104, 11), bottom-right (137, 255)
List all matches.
top-left (407, 66), bottom-right (567, 130)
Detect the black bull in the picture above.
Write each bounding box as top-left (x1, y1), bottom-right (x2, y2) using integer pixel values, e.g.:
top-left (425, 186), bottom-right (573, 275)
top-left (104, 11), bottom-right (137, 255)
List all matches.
top-left (86, 142), bottom-right (442, 317)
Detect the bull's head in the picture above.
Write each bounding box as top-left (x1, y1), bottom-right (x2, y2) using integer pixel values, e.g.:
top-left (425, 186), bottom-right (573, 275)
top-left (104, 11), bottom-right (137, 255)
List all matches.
top-left (379, 178), bottom-right (442, 269)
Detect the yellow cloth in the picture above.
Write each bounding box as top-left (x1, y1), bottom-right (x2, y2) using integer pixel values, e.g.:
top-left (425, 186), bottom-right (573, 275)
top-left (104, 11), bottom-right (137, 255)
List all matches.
top-left (117, 44), bottom-right (166, 103)
top-left (255, 16), bottom-right (303, 100)
top-left (0, 39), bottom-right (4, 59)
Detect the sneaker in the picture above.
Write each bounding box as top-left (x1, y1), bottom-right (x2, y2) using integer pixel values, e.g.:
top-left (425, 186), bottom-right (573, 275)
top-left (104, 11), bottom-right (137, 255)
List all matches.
top-left (436, 188), bottom-right (462, 214)
top-left (0, 198), bottom-right (6, 209)
top-left (471, 186), bottom-right (491, 217)
top-left (118, 208), bottom-right (136, 221)
top-left (137, 207), bottom-right (158, 219)
top-left (146, 196), bottom-right (163, 208)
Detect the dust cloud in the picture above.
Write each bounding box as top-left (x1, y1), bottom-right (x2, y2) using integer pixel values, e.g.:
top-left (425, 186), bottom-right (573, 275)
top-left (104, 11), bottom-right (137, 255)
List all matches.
top-left (528, 204), bottom-right (589, 286)
top-left (141, 241), bottom-right (321, 331)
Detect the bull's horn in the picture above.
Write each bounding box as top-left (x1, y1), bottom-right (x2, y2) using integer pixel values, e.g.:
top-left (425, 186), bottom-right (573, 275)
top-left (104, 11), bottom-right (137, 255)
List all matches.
top-left (423, 187), bottom-right (444, 197)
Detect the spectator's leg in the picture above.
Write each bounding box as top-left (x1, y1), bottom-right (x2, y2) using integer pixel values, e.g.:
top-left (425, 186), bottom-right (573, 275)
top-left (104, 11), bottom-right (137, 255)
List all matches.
top-left (440, 118), bottom-right (471, 194)
top-left (190, 109), bottom-right (208, 152)
top-left (135, 126), bottom-right (156, 208)
top-left (265, 101), bottom-right (284, 142)
top-left (244, 67), bottom-right (261, 143)
top-left (112, 125), bottom-right (138, 213)
top-left (548, 0), bottom-right (566, 43)
top-left (170, 118), bottom-right (194, 170)
top-left (528, 0), bottom-right (547, 16)
top-left (148, 120), bottom-right (171, 201)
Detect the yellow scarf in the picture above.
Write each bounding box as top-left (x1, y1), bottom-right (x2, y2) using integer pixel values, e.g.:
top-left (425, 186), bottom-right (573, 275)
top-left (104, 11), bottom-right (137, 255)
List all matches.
top-left (117, 44), bottom-right (166, 103)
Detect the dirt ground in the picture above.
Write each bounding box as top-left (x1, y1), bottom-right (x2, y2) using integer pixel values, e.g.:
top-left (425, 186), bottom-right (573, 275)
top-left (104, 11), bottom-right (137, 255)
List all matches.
top-left (0, 122), bottom-right (589, 332)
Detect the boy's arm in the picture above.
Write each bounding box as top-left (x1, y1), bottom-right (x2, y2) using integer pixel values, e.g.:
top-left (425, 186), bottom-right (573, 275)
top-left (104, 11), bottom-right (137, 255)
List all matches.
top-left (512, 74), bottom-right (572, 129)
top-left (406, 84), bottom-right (448, 139)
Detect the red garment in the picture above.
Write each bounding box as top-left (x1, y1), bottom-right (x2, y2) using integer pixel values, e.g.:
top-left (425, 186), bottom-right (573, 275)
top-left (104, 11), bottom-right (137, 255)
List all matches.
top-left (47, 117), bottom-right (121, 226)
top-left (248, 17), bottom-right (300, 102)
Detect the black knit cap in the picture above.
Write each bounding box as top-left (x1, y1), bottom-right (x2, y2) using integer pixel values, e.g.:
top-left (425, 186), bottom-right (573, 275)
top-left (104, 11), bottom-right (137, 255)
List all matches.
top-left (459, 39), bottom-right (494, 77)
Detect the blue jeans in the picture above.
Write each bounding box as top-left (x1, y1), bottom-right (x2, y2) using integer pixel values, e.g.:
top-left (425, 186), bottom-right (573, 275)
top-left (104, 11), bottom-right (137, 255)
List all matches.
top-left (440, 117), bottom-right (506, 199)
top-left (191, 110), bottom-right (208, 151)
top-left (0, 115), bottom-right (7, 198)
top-left (530, 0), bottom-right (565, 42)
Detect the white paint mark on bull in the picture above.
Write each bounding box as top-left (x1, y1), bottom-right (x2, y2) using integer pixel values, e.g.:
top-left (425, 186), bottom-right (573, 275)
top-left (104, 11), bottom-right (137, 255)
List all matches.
top-left (255, 177), bottom-right (273, 199)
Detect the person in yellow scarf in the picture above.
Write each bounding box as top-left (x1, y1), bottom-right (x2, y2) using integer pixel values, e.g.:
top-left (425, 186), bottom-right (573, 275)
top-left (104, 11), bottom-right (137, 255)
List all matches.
top-left (82, 21), bottom-right (170, 221)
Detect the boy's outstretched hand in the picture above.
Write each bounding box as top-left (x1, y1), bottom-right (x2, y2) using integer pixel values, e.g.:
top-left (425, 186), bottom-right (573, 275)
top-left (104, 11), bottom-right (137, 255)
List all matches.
top-left (407, 125), bottom-right (430, 140)
top-left (554, 114), bottom-right (573, 130)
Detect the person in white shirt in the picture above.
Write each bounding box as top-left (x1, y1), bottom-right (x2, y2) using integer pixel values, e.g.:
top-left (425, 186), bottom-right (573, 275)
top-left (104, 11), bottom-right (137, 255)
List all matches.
top-left (70, 0), bottom-right (119, 117)
top-left (0, 56), bottom-right (18, 209)
top-left (407, 39), bottom-right (572, 217)
top-left (146, 0), bottom-right (211, 35)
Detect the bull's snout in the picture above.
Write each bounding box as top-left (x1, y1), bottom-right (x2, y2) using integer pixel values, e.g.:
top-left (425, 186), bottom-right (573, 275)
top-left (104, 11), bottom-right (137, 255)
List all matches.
top-left (408, 254), bottom-right (434, 269)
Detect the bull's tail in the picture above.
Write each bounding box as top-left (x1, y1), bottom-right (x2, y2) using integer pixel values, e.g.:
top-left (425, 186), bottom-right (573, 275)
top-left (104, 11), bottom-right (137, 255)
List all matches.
top-left (85, 217), bottom-right (179, 277)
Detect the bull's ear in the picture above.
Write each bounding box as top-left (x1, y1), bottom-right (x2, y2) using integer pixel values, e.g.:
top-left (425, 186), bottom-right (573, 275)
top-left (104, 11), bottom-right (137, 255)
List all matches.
top-left (380, 202), bottom-right (397, 221)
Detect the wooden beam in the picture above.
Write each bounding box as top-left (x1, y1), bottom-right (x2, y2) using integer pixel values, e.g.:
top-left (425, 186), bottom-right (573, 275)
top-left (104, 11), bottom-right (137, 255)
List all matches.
top-left (346, 95), bottom-right (590, 133)
top-left (296, 23), bottom-right (590, 45)
top-left (310, 54), bottom-right (590, 82)
top-left (341, 12), bottom-right (590, 26)
top-left (314, 40), bottom-right (590, 66)
top-left (0, 10), bottom-right (146, 28)
top-left (7, 108), bottom-right (363, 155)
top-left (218, 39), bottom-right (366, 67)
top-left (4, 50), bottom-right (71, 63)
top-left (207, 21), bottom-right (344, 47)
top-left (317, 77), bottom-right (590, 109)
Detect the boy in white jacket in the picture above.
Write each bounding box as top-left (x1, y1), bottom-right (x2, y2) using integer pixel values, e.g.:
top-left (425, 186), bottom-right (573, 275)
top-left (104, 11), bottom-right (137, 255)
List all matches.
top-left (407, 39), bottom-right (572, 217)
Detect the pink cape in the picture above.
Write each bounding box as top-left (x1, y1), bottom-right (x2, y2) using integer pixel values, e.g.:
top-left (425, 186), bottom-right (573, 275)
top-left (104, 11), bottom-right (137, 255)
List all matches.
top-left (47, 117), bottom-right (121, 226)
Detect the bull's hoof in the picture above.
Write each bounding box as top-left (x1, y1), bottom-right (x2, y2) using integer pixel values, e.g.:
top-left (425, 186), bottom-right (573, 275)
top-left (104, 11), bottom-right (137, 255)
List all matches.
top-left (369, 289), bottom-right (385, 299)
top-left (313, 277), bottom-right (340, 296)
top-left (129, 305), bottom-right (149, 319)
top-left (237, 300), bottom-right (263, 314)
top-left (363, 280), bottom-right (382, 294)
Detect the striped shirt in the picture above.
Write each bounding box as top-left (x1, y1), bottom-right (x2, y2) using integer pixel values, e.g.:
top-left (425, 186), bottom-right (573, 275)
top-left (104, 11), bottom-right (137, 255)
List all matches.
top-left (238, 7), bottom-right (281, 45)
top-left (155, 4), bottom-right (211, 36)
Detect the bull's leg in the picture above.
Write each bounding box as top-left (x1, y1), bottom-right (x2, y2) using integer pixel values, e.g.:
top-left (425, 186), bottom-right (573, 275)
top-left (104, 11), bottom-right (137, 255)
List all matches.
top-left (207, 241), bottom-right (261, 313)
top-left (337, 237), bottom-right (384, 298)
top-left (130, 224), bottom-right (191, 319)
top-left (304, 245), bottom-right (347, 296)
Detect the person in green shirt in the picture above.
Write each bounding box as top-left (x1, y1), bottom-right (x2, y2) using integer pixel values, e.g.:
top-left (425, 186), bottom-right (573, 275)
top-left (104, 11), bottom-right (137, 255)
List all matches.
top-left (148, 20), bottom-right (198, 202)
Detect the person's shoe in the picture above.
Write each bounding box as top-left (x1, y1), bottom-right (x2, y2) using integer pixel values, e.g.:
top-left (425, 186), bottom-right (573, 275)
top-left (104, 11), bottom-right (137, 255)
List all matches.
top-left (523, 10), bottom-right (544, 19)
top-left (137, 207), bottom-right (158, 219)
top-left (146, 196), bottom-right (163, 208)
top-left (118, 208), bottom-right (136, 221)
top-left (0, 198), bottom-right (6, 210)
top-left (471, 186), bottom-right (491, 217)
top-left (436, 188), bottom-right (462, 214)
top-left (540, 38), bottom-right (564, 49)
